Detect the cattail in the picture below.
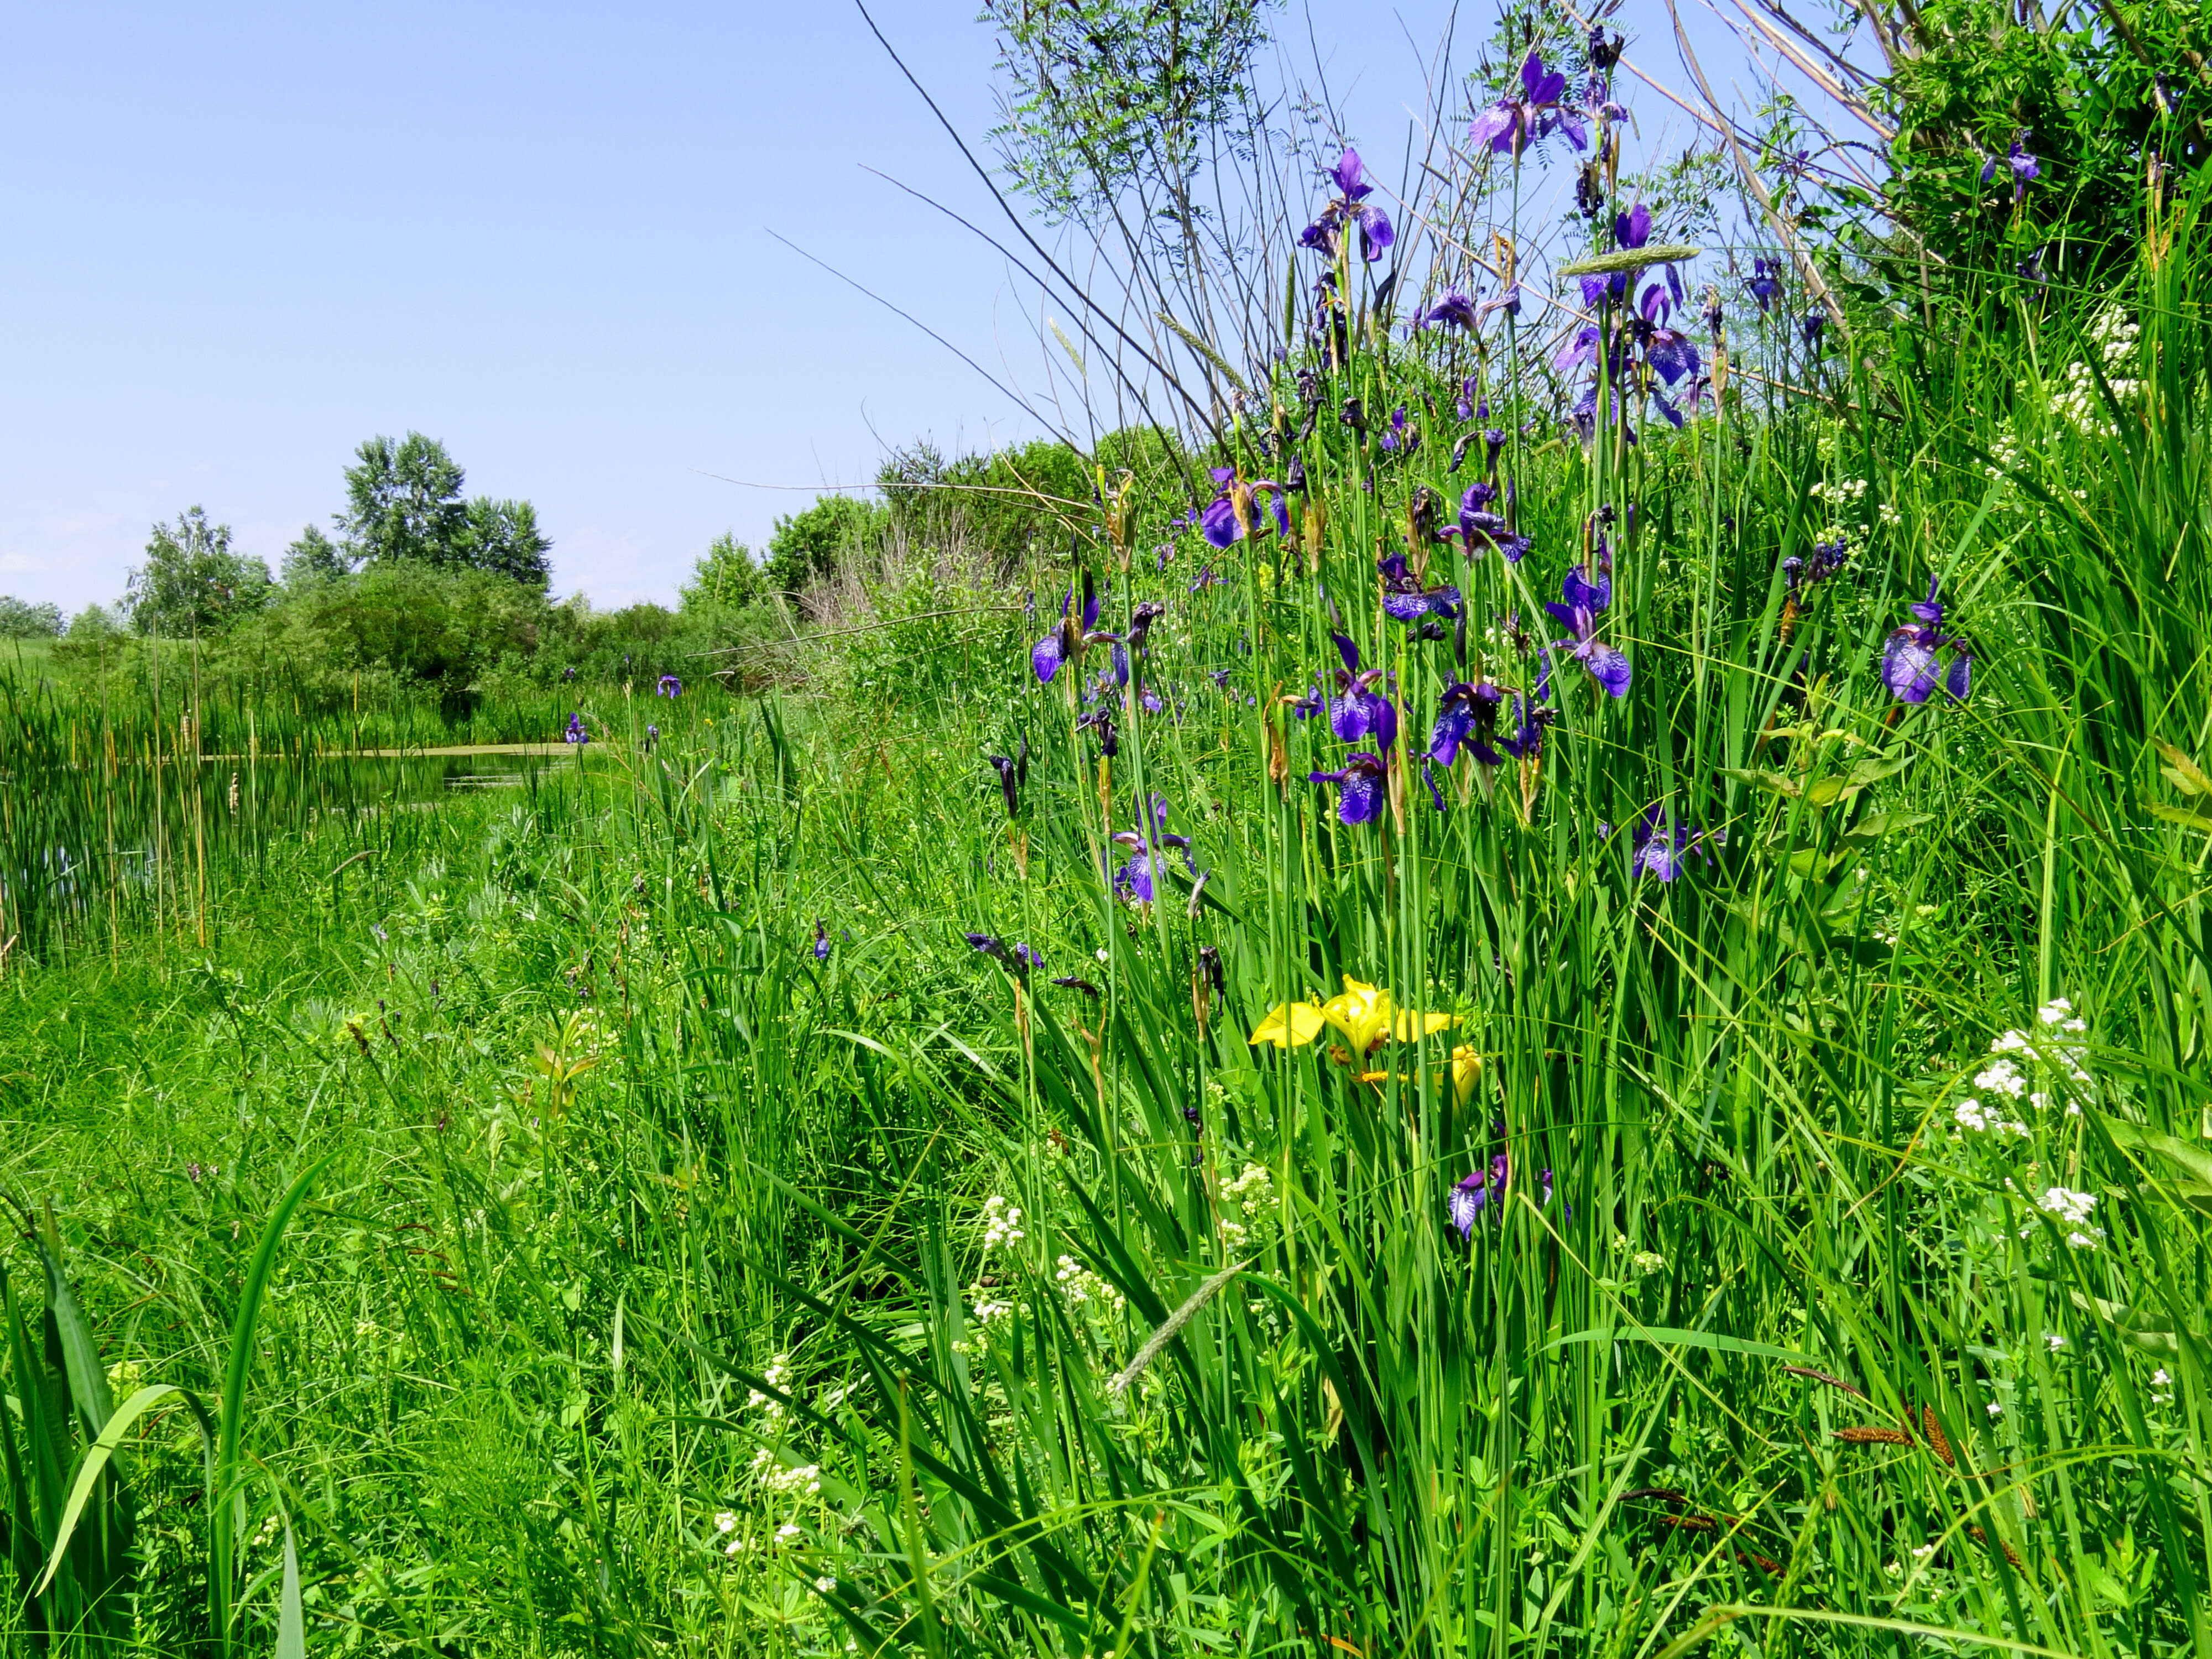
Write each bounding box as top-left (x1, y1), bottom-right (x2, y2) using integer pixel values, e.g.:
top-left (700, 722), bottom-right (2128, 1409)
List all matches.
top-left (1835, 1425), bottom-right (1913, 1447)
top-left (1922, 1404), bottom-right (1955, 1468)
top-left (1968, 1526), bottom-right (2024, 1567)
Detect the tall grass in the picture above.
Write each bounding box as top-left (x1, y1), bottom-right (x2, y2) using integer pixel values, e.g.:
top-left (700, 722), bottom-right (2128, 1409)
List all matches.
top-left (0, 56), bottom-right (2207, 1659)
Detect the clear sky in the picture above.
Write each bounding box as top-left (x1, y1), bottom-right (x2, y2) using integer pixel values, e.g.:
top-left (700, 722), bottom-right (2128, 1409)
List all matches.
top-left (0, 1), bottom-right (1787, 615)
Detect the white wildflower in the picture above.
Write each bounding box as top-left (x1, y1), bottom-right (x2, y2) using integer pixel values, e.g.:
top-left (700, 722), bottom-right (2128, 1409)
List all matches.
top-left (1630, 1249), bottom-right (1667, 1275)
top-left (2045, 1332), bottom-right (2066, 1352)
top-left (980, 1195), bottom-right (1026, 1251)
top-left (775, 1522), bottom-right (803, 1544)
top-left (1054, 1254), bottom-right (1126, 1314)
top-left (713, 1510), bottom-right (738, 1535)
top-left (1975, 1057), bottom-right (2028, 1099)
top-left (2151, 1367), bottom-right (2174, 1405)
top-left (815, 1576), bottom-right (838, 1594)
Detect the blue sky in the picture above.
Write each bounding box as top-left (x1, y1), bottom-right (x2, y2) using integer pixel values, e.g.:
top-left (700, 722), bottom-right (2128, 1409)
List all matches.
top-left (0, 1), bottom-right (1791, 614)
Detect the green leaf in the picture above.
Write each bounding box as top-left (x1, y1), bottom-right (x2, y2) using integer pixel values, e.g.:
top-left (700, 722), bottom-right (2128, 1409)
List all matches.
top-left (1843, 811), bottom-right (1935, 846)
top-left (1720, 768), bottom-right (1801, 799)
top-left (35, 1383), bottom-right (201, 1597)
top-left (2155, 739), bottom-right (2212, 797)
top-left (2104, 1120), bottom-right (2212, 1185)
top-left (278, 1520), bottom-right (306, 1659)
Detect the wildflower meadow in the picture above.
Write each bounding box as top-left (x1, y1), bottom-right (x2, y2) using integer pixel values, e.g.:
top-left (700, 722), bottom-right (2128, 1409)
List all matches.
top-left (1, 1), bottom-right (2210, 1655)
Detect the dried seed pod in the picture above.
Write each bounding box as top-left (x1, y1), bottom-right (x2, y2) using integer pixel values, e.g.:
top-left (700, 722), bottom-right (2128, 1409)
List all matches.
top-left (1661, 1514), bottom-right (1718, 1534)
top-left (1835, 1425), bottom-right (1913, 1447)
top-left (1967, 1526), bottom-right (2024, 1567)
top-left (1922, 1405), bottom-right (1955, 1468)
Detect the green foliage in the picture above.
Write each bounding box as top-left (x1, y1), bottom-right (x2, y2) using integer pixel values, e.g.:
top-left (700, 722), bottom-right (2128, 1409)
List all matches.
top-left (124, 507), bottom-right (273, 637)
top-left (1882, 0), bottom-right (2212, 281)
top-left (337, 432), bottom-right (553, 583)
top-left (680, 531), bottom-right (767, 614)
top-left (980, 0), bottom-right (1280, 226)
top-left (765, 493), bottom-right (888, 594)
top-left (0, 597), bottom-right (63, 639)
top-left (340, 432), bottom-right (471, 566)
top-left (279, 524), bottom-right (351, 587)
top-left (879, 436), bottom-right (1092, 565)
top-left (459, 497), bottom-right (553, 587)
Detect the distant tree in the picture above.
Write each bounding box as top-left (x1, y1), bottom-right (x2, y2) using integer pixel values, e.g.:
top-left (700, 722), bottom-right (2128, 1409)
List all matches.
top-left (764, 495), bottom-right (887, 593)
top-left (335, 432), bottom-right (554, 585)
top-left (124, 507), bottom-right (273, 635)
top-left (281, 524), bottom-right (353, 586)
top-left (0, 596), bottom-right (64, 638)
top-left (66, 603), bottom-right (120, 639)
top-left (458, 498), bottom-right (552, 587)
top-left (681, 532), bottom-right (767, 613)
top-left (340, 433), bottom-right (471, 567)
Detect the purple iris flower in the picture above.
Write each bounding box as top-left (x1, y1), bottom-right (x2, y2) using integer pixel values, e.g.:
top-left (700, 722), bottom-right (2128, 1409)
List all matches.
top-left (1032, 570), bottom-right (1114, 684)
top-left (1450, 1156), bottom-right (1508, 1237)
top-left (564, 713), bottom-right (589, 745)
top-left (1199, 471), bottom-right (1287, 547)
top-left (985, 752), bottom-right (1021, 817)
top-left (562, 665), bottom-right (577, 682)
top-left (1308, 148), bottom-right (1395, 262)
top-left (966, 933), bottom-right (1041, 973)
top-left (1468, 51), bottom-right (1585, 157)
top-left (1076, 708), bottom-right (1119, 757)
top-left (1152, 794), bottom-right (1200, 875)
top-left (1983, 133), bottom-right (2041, 201)
top-left (1578, 204), bottom-right (1655, 309)
top-left (1109, 832), bottom-right (1156, 903)
top-left (1493, 694), bottom-right (1550, 761)
top-left (1378, 550), bottom-right (1462, 628)
top-left (1543, 562), bottom-right (1631, 699)
top-left (1483, 429), bottom-right (1507, 474)
top-left (1450, 1152), bottom-right (1563, 1238)
top-left (1308, 752), bottom-right (1389, 825)
top-left (1379, 405), bottom-right (1419, 453)
top-left (1747, 257), bottom-right (1782, 313)
top-left (1415, 290), bottom-right (1478, 331)
top-left (1624, 805), bottom-right (1715, 881)
top-left (812, 920), bottom-right (831, 960)
top-left (656, 674), bottom-right (682, 698)
top-left (1448, 482), bottom-right (1528, 562)
top-left (1326, 633), bottom-right (1399, 752)
top-left (1190, 565), bottom-right (1226, 593)
top-left (1428, 680), bottom-right (1506, 768)
top-left (1300, 151), bottom-right (1394, 262)
top-left (1881, 576), bottom-right (1972, 704)
top-left (645, 723), bottom-right (659, 743)
top-left (1455, 379), bottom-right (1483, 421)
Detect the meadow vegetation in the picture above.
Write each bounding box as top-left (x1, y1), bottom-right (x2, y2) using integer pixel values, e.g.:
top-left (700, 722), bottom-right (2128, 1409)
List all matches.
top-left (2, 1), bottom-right (2211, 1655)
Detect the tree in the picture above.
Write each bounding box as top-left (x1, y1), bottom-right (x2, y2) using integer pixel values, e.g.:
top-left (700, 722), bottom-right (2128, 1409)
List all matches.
top-left (281, 524), bottom-right (353, 586)
top-left (0, 596), bottom-right (64, 638)
top-left (124, 507), bottom-right (272, 636)
top-left (764, 495), bottom-right (888, 593)
top-left (458, 498), bottom-right (552, 587)
top-left (334, 432), bottom-right (555, 585)
top-left (680, 532), bottom-right (767, 614)
top-left (340, 433), bottom-right (471, 567)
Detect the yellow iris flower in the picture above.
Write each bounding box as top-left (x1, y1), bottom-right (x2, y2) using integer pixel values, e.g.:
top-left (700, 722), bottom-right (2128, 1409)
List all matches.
top-left (1249, 976), bottom-right (1455, 1055)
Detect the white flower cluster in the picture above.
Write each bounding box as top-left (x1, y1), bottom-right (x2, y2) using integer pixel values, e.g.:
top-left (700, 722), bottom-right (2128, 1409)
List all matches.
top-left (713, 1509), bottom-right (747, 1557)
top-left (750, 1448), bottom-right (823, 1495)
top-left (1985, 428), bottom-right (2026, 483)
top-left (1808, 477), bottom-right (1869, 507)
top-left (981, 1194), bottom-right (1026, 1251)
top-left (2030, 1185), bottom-right (2103, 1250)
top-left (2049, 307), bottom-right (2142, 435)
top-left (1958, 999), bottom-right (2092, 1137)
top-left (746, 1354), bottom-right (791, 1417)
top-left (2151, 1368), bottom-right (2174, 1406)
top-left (1054, 1255), bottom-right (1126, 1313)
top-left (1877, 502), bottom-right (1902, 530)
top-left (1630, 1249), bottom-right (1668, 1275)
top-left (1216, 1161), bottom-right (1276, 1255)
